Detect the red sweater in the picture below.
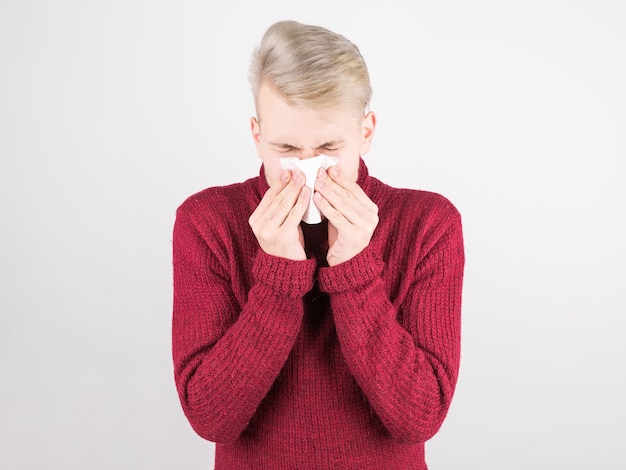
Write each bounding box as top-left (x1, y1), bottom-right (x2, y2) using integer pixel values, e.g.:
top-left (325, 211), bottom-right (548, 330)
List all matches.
top-left (172, 159), bottom-right (464, 469)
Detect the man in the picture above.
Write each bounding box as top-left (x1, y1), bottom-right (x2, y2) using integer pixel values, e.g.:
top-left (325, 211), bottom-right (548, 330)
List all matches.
top-left (172, 20), bottom-right (464, 469)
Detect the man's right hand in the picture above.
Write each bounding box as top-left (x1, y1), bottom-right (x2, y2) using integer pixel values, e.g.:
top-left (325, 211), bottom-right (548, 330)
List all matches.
top-left (249, 169), bottom-right (310, 261)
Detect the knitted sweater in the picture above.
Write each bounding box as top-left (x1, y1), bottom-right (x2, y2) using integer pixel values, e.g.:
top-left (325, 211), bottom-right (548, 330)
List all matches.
top-left (172, 159), bottom-right (464, 469)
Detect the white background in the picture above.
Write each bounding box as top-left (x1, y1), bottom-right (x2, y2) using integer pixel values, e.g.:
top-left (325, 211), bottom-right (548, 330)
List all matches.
top-left (1, 1), bottom-right (624, 469)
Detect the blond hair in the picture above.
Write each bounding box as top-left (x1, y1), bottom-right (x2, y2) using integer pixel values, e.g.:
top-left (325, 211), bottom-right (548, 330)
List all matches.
top-left (249, 20), bottom-right (372, 118)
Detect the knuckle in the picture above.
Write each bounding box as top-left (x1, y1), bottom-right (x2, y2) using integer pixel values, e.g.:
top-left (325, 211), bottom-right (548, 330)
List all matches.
top-left (339, 188), bottom-right (351, 200)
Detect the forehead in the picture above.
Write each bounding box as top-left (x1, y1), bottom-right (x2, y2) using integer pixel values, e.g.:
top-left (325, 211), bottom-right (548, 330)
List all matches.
top-left (257, 85), bottom-right (359, 141)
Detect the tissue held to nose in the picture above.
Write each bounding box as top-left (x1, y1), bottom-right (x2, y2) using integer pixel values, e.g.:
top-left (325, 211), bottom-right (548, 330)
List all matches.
top-left (279, 155), bottom-right (338, 224)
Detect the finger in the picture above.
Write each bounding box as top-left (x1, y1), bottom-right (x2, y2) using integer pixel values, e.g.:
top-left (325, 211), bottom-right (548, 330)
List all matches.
top-left (325, 166), bottom-right (378, 212)
top-left (313, 190), bottom-right (351, 229)
top-left (267, 170), bottom-right (304, 220)
top-left (315, 167), bottom-right (360, 209)
top-left (264, 169), bottom-right (306, 224)
top-left (283, 185), bottom-right (311, 227)
top-left (314, 170), bottom-right (375, 224)
top-left (250, 170), bottom-right (292, 224)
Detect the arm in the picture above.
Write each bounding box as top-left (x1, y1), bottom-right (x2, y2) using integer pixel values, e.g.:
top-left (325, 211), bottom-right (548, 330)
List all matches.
top-left (318, 210), bottom-right (464, 444)
top-left (172, 206), bottom-right (316, 443)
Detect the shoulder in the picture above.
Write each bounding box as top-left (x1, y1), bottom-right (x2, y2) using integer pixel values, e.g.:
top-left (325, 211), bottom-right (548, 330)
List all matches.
top-left (369, 177), bottom-right (461, 228)
top-left (368, 177), bottom-right (464, 264)
top-left (176, 176), bottom-right (261, 225)
top-left (173, 177), bottom-right (262, 261)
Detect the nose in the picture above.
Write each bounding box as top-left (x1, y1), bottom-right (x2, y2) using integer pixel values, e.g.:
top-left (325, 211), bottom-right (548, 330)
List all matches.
top-left (298, 148), bottom-right (321, 160)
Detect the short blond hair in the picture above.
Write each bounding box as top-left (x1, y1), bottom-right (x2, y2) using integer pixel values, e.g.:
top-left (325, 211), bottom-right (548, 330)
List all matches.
top-left (249, 20), bottom-right (372, 118)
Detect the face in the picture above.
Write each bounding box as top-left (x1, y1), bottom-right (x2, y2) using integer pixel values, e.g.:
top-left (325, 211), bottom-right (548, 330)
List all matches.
top-left (251, 83), bottom-right (376, 187)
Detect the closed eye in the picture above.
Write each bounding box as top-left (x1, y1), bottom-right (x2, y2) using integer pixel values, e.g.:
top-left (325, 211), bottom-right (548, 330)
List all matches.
top-left (318, 140), bottom-right (344, 152)
top-left (273, 145), bottom-right (297, 153)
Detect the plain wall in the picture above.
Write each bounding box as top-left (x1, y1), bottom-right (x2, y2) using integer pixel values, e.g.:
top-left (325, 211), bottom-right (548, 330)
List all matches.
top-left (1, 1), bottom-right (624, 468)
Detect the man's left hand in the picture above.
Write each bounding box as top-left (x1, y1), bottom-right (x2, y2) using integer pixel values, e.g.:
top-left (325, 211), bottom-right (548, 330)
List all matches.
top-left (314, 166), bottom-right (379, 267)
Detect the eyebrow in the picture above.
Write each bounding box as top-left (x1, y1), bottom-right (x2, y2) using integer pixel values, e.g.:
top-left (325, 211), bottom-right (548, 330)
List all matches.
top-left (269, 140), bottom-right (344, 150)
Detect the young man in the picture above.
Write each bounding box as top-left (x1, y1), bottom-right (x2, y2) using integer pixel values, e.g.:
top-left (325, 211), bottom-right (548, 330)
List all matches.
top-left (172, 20), bottom-right (464, 469)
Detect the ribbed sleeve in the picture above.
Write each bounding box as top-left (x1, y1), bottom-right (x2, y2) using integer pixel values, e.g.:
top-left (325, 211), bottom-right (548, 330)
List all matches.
top-left (172, 202), bottom-right (316, 443)
top-left (318, 203), bottom-right (464, 444)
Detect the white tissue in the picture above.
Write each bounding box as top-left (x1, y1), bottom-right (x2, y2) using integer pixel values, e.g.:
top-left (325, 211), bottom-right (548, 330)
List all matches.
top-left (279, 155), bottom-right (338, 224)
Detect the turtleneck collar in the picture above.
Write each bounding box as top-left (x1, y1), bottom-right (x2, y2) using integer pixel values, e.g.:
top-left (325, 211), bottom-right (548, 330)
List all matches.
top-left (256, 157), bottom-right (371, 198)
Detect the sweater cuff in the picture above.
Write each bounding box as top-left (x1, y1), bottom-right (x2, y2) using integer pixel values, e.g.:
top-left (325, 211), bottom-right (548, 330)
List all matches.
top-left (253, 251), bottom-right (317, 298)
top-left (318, 247), bottom-right (385, 294)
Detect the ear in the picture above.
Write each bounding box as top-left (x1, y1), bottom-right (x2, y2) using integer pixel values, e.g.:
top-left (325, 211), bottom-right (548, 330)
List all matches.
top-left (250, 116), bottom-right (262, 158)
top-left (359, 111), bottom-right (376, 155)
